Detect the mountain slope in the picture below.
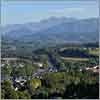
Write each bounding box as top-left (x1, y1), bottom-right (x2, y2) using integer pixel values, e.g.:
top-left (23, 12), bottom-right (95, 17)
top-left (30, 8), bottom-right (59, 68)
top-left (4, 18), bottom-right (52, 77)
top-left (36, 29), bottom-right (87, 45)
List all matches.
top-left (1, 17), bottom-right (99, 46)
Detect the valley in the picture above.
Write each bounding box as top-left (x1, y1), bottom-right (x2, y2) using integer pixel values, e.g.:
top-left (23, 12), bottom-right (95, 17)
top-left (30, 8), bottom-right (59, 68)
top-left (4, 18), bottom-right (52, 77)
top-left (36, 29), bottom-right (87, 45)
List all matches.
top-left (1, 17), bottom-right (99, 99)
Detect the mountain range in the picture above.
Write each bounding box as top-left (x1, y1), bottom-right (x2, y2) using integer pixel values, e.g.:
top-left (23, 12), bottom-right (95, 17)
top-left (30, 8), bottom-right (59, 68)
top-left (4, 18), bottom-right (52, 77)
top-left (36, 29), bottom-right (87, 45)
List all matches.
top-left (1, 17), bottom-right (99, 49)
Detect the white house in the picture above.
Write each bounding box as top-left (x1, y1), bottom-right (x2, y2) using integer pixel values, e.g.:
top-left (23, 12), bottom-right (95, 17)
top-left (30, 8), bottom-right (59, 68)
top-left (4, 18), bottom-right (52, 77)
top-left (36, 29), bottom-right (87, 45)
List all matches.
top-left (34, 62), bottom-right (43, 67)
top-left (19, 64), bottom-right (24, 68)
top-left (93, 66), bottom-right (99, 69)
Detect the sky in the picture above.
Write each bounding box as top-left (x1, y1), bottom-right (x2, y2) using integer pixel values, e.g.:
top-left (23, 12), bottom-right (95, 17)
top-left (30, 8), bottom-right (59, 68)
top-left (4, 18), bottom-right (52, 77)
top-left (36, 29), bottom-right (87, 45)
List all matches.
top-left (1, 0), bottom-right (99, 25)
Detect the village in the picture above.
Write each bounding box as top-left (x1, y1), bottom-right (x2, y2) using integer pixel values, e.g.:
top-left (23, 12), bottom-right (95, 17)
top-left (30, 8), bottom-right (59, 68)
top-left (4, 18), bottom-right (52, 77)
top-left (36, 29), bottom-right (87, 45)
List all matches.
top-left (1, 56), bottom-right (99, 93)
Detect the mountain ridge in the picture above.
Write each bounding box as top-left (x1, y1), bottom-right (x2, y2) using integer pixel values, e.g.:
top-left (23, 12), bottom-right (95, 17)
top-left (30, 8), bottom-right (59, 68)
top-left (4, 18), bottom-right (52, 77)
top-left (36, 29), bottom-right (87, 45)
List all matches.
top-left (1, 17), bottom-right (99, 46)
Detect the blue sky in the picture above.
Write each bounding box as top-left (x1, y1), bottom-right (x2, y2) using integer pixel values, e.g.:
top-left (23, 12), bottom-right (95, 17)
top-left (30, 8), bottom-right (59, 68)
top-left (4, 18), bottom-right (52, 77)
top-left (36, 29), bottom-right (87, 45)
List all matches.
top-left (1, 0), bottom-right (99, 25)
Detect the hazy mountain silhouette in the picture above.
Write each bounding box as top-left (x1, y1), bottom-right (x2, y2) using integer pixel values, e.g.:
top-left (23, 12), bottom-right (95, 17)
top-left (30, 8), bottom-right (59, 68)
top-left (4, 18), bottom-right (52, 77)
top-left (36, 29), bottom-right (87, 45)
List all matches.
top-left (1, 17), bottom-right (99, 44)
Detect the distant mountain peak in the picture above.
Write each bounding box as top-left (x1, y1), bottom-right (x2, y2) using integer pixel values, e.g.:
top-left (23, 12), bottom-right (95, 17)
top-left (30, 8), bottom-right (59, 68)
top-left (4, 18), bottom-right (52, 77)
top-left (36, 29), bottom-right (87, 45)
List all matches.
top-left (1, 17), bottom-right (99, 44)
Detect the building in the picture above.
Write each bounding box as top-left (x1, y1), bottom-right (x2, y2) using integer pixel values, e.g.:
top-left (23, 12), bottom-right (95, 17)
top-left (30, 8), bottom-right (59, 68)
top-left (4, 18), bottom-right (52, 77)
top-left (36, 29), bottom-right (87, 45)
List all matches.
top-left (80, 65), bottom-right (99, 73)
top-left (33, 62), bottom-right (43, 68)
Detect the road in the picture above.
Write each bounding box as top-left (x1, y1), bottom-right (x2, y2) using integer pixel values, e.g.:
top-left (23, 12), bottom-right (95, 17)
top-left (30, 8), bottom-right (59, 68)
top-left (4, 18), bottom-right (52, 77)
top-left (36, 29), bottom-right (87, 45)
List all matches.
top-left (1, 57), bottom-right (32, 64)
top-left (1, 53), bottom-right (59, 82)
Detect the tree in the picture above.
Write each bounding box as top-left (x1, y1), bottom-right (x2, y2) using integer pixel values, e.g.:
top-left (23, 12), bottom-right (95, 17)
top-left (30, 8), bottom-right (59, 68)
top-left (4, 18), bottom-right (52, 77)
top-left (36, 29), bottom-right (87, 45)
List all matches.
top-left (5, 89), bottom-right (19, 99)
top-left (87, 58), bottom-right (98, 67)
top-left (26, 78), bottom-right (41, 95)
top-left (1, 80), bottom-right (19, 99)
top-left (1, 89), bottom-right (5, 99)
top-left (59, 61), bottom-right (66, 71)
top-left (43, 61), bottom-right (49, 68)
top-left (1, 65), bottom-right (12, 77)
top-left (25, 64), bottom-right (36, 76)
top-left (11, 67), bottom-right (26, 77)
top-left (32, 87), bottom-right (49, 99)
top-left (17, 91), bottom-right (31, 99)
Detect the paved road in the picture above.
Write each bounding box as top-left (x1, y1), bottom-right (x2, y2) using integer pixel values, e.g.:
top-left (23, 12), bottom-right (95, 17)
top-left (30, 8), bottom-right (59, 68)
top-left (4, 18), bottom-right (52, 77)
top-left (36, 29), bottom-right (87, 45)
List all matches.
top-left (1, 57), bottom-right (32, 63)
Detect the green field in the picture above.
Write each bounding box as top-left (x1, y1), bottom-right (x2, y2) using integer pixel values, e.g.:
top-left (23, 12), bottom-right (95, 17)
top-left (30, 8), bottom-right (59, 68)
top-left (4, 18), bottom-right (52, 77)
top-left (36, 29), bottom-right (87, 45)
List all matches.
top-left (61, 57), bottom-right (89, 62)
top-left (88, 48), bottom-right (99, 56)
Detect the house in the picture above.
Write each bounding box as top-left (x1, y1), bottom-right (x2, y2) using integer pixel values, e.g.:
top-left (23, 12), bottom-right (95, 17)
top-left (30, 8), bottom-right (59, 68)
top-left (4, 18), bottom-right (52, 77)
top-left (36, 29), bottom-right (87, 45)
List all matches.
top-left (85, 67), bottom-right (90, 70)
top-left (15, 87), bottom-right (18, 91)
top-left (19, 63), bottom-right (24, 68)
top-left (93, 66), bottom-right (99, 69)
top-left (48, 67), bottom-right (58, 72)
top-left (34, 62), bottom-right (43, 68)
top-left (1, 64), bottom-right (5, 67)
top-left (14, 77), bottom-right (27, 83)
top-left (80, 65), bottom-right (99, 73)
top-left (12, 77), bottom-right (27, 91)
